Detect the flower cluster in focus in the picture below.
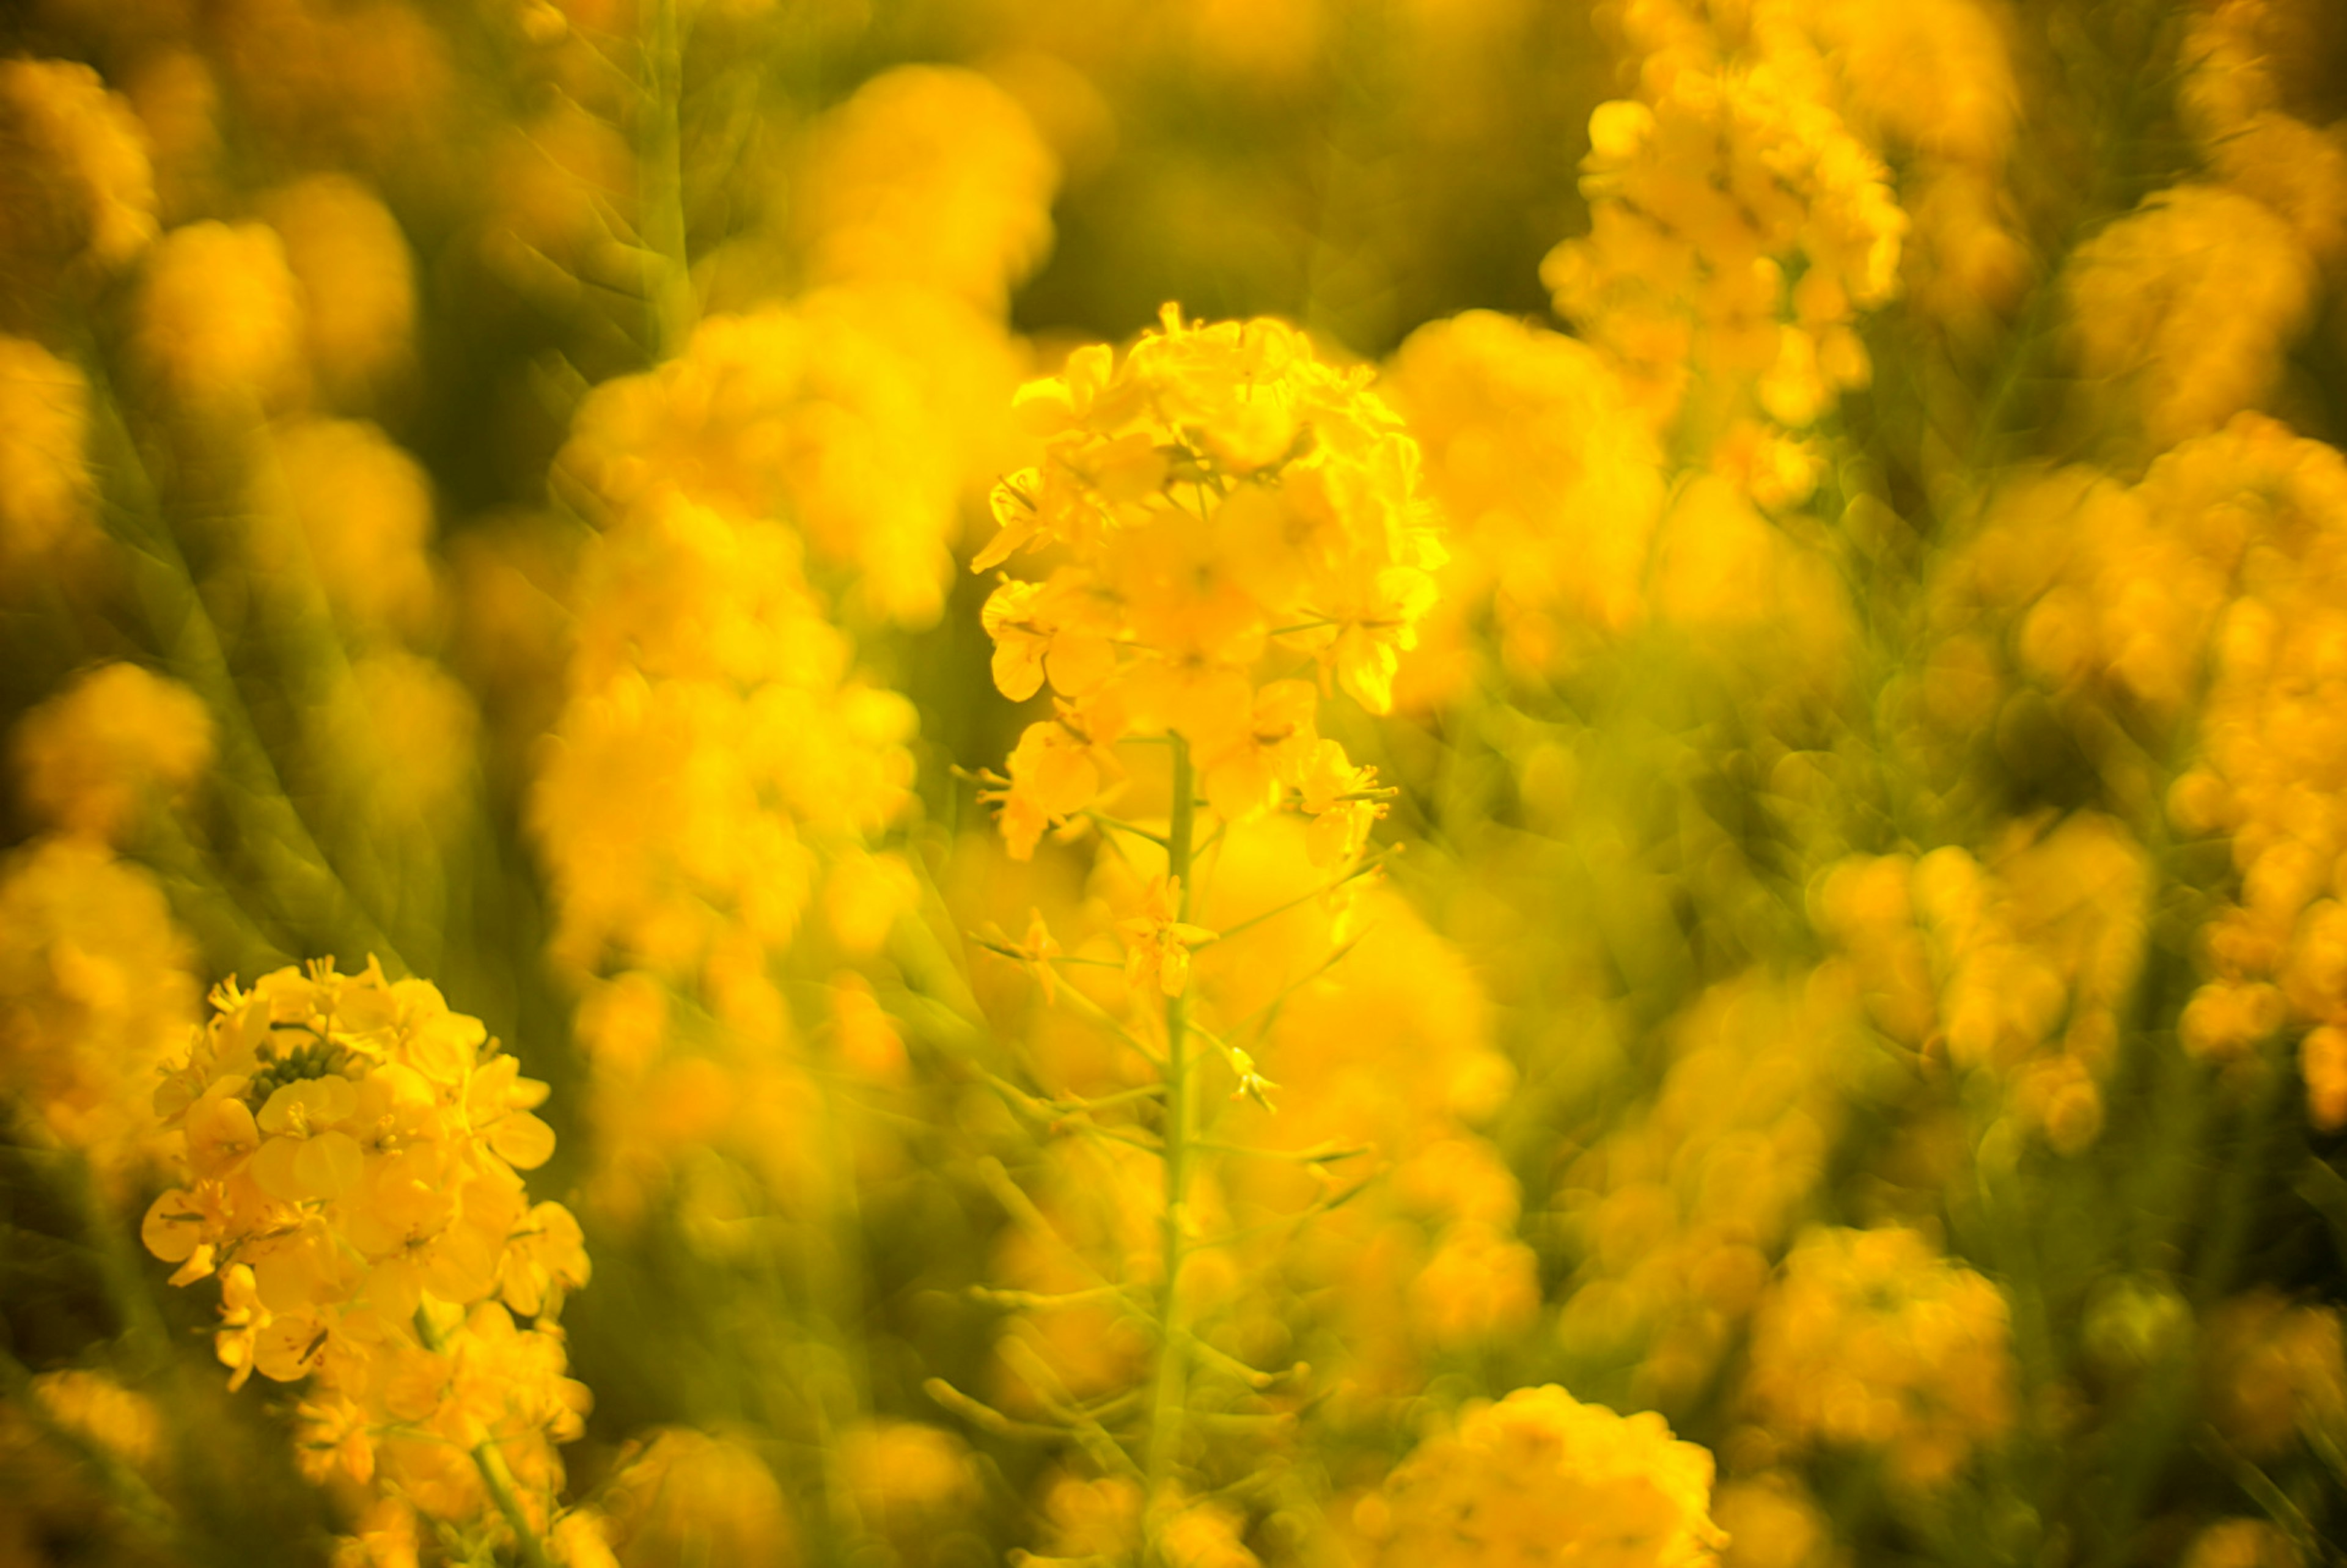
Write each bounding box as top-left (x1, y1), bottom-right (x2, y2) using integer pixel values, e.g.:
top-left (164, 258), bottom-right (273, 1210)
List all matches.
top-left (140, 961), bottom-right (591, 1556)
top-left (977, 305), bottom-right (1444, 859)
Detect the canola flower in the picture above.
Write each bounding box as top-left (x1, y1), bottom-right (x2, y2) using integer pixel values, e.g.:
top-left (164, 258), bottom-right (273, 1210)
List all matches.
top-left (532, 317), bottom-right (928, 1231)
top-left (2198, 1289), bottom-right (2347, 1463)
top-left (2057, 0), bottom-right (2347, 456)
top-left (1357, 1384), bottom-right (1725, 1568)
top-left (1554, 971), bottom-right (1864, 1407)
top-left (11, 663), bottom-right (213, 849)
top-left (257, 173), bottom-right (417, 413)
top-left (976, 304), bottom-right (1442, 857)
top-left (1934, 417), bottom-right (2347, 1118)
top-left (1813, 815), bottom-right (2149, 1154)
top-left (139, 961), bottom-right (591, 1563)
top-left (592, 1427), bottom-right (797, 1567)
top-left (1185, 825), bottom-right (1533, 1393)
top-left (961, 308), bottom-right (1449, 1561)
top-left (1543, 0), bottom-right (1906, 458)
top-left (1386, 0), bottom-right (2005, 689)
top-left (536, 386), bottom-right (922, 987)
top-left (1744, 1226), bottom-right (2016, 1493)
top-left (0, 57), bottom-right (156, 297)
top-left (131, 219), bottom-right (307, 417)
top-left (0, 837), bottom-right (204, 1189)
top-left (1384, 309), bottom-right (1664, 684)
top-left (0, 334), bottom-right (101, 581)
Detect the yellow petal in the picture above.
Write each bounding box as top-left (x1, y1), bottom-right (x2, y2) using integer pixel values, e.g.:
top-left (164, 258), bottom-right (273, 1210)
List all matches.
top-left (294, 1130), bottom-right (364, 1198)
top-left (254, 1318), bottom-right (327, 1383)
top-left (141, 1189), bottom-right (205, 1262)
top-left (490, 1110), bottom-right (556, 1170)
top-left (251, 1136), bottom-right (307, 1201)
top-left (422, 1225), bottom-right (499, 1305)
top-left (993, 641), bottom-right (1046, 702)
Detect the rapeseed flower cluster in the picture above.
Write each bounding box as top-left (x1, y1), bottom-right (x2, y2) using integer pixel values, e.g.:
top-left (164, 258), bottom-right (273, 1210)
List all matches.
top-left (1, 666), bottom-right (210, 1187)
top-left (1936, 417), bottom-right (2347, 1118)
top-left (1813, 816), bottom-right (2149, 1152)
top-left (1357, 1385), bottom-right (1725, 1568)
top-left (1544, 0), bottom-right (1906, 451)
top-left (1744, 1226), bottom-right (2016, 1494)
top-left (140, 960), bottom-right (592, 1559)
top-left (0, 335), bottom-right (101, 581)
top-left (2067, 0), bottom-right (2347, 453)
top-left (0, 837), bottom-right (202, 1189)
top-left (1554, 972), bottom-right (1864, 1408)
top-left (0, 57), bottom-right (156, 301)
top-left (977, 306), bottom-right (1441, 859)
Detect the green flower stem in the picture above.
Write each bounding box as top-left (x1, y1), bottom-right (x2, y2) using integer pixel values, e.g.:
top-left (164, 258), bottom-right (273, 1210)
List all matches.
top-left (641, 0), bottom-right (696, 362)
top-left (469, 1438), bottom-right (556, 1568)
top-left (411, 1308), bottom-right (554, 1568)
top-left (1144, 736), bottom-right (1198, 1549)
top-left (799, 986), bottom-right (878, 1564)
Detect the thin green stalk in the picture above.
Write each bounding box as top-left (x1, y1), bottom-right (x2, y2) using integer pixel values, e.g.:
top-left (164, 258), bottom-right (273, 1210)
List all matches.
top-left (798, 978), bottom-right (877, 1564)
top-left (2087, 1034), bottom-right (2291, 1568)
top-left (412, 1309), bottom-right (554, 1568)
top-left (641, 0), bottom-right (696, 361)
top-left (1143, 737), bottom-right (1198, 1548)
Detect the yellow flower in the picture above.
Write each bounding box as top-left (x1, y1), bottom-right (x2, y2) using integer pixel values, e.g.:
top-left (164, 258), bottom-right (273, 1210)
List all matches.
top-left (144, 959), bottom-right (592, 1539)
top-left (972, 306), bottom-right (1443, 859)
top-left (1365, 1384), bottom-right (1725, 1568)
top-left (839, 1420), bottom-right (980, 1541)
top-left (29, 1370), bottom-right (162, 1473)
top-left (1296, 739), bottom-right (1385, 868)
top-left (134, 219), bottom-right (306, 411)
top-left (2201, 1289), bottom-right (2347, 1459)
top-left (797, 65), bottom-right (1060, 312)
top-left (981, 573), bottom-right (1118, 703)
top-left (1194, 680), bottom-right (1320, 824)
top-left (0, 59), bottom-right (156, 282)
top-left (599, 1428), bottom-right (798, 1567)
top-left (12, 663), bottom-right (212, 847)
top-left (979, 907), bottom-right (1066, 1008)
top-left (1543, 24), bottom-right (1906, 441)
top-left (988, 705), bottom-right (1125, 862)
top-left (2066, 186), bottom-right (2314, 448)
top-left (2306, 1027), bottom-right (2347, 1132)
top-left (0, 836), bottom-right (201, 1184)
top-left (1117, 876), bottom-right (1218, 998)
top-left (258, 172), bottom-right (414, 409)
top-left (1325, 563), bottom-right (1439, 714)
top-left (261, 418), bottom-right (440, 640)
top-left (1384, 310), bottom-right (1666, 667)
top-left (2183, 1519), bottom-right (2305, 1568)
top-left (0, 335), bottom-right (99, 579)
top-left (1745, 1225), bottom-right (2016, 1490)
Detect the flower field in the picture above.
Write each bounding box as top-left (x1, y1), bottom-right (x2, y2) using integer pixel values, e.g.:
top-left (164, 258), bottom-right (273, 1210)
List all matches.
top-left (1, 1), bottom-right (2345, 1565)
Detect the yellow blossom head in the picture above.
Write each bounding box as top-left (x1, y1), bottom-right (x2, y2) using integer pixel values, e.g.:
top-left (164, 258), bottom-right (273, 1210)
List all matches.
top-left (259, 173), bottom-right (416, 410)
top-left (799, 65), bottom-right (1060, 310)
top-left (12, 663), bottom-right (212, 846)
top-left (975, 307), bottom-right (1442, 858)
top-left (0, 335), bottom-right (99, 581)
top-left (134, 219), bottom-right (307, 413)
top-left (1744, 1225), bottom-right (2016, 1490)
top-left (1363, 1384), bottom-right (1725, 1568)
top-left (0, 59), bottom-right (156, 293)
